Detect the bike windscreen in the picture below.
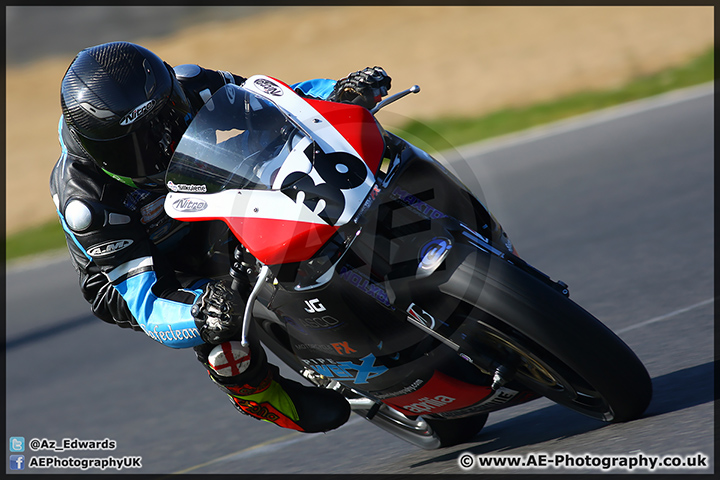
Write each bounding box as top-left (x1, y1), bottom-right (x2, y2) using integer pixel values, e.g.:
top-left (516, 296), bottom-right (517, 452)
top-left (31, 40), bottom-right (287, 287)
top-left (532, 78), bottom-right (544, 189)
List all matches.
top-left (165, 84), bottom-right (312, 193)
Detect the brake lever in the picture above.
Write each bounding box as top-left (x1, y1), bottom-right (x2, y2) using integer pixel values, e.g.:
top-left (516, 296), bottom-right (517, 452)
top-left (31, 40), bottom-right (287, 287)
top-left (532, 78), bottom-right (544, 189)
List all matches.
top-left (370, 85), bottom-right (421, 114)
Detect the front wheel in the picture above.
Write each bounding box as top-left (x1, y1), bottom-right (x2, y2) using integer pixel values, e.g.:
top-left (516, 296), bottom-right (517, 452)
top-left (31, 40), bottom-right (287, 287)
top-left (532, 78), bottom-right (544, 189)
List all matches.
top-left (442, 250), bottom-right (652, 423)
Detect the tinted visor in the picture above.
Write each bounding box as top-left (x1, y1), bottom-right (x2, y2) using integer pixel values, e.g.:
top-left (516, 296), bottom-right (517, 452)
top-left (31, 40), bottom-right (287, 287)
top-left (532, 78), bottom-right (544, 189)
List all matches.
top-left (79, 77), bottom-right (194, 180)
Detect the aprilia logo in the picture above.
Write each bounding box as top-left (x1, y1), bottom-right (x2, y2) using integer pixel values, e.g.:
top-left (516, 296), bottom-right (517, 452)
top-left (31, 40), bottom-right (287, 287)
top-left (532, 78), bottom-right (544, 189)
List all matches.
top-left (172, 198), bottom-right (208, 212)
top-left (120, 100), bottom-right (156, 126)
top-left (403, 395), bottom-right (456, 414)
top-left (87, 239), bottom-right (134, 257)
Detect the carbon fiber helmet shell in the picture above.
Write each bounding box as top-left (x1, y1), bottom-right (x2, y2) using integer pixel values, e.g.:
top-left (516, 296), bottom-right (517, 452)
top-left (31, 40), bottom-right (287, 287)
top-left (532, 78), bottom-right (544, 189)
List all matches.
top-left (61, 42), bottom-right (194, 189)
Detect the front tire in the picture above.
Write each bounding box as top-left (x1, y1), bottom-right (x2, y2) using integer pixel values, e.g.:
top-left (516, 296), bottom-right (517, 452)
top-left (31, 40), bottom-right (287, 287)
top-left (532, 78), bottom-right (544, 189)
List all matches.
top-left (441, 250), bottom-right (652, 423)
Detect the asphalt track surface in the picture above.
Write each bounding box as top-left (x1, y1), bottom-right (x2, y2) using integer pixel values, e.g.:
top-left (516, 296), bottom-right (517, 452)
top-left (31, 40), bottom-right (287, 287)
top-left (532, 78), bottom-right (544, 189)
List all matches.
top-left (5, 84), bottom-right (714, 475)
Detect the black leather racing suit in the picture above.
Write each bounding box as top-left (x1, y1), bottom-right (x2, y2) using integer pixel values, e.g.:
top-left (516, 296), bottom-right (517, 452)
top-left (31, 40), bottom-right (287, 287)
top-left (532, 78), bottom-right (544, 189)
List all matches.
top-left (50, 65), bottom-right (250, 349)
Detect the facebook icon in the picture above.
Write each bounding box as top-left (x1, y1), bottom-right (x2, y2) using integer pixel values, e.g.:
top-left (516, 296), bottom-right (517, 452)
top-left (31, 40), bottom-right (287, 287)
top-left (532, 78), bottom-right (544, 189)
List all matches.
top-left (10, 454), bottom-right (25, 470)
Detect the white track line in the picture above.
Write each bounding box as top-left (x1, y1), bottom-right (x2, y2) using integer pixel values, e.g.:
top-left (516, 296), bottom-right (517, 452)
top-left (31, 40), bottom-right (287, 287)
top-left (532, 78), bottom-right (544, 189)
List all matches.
top-left (451, 81), bottom-right (714, 160)
top-left (6, 249), bottom-right (70, 273)
top-left (172, 417), bottom-right (365, 474)
top-left (616, 298), bottom-right (714, 334)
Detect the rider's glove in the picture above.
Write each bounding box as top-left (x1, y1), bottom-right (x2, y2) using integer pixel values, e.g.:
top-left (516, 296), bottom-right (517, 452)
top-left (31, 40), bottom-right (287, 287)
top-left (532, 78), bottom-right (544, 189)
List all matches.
top-left (191, 280), bottom-right (243, 344)
top-left (329, 66), bottom-right (391, 109)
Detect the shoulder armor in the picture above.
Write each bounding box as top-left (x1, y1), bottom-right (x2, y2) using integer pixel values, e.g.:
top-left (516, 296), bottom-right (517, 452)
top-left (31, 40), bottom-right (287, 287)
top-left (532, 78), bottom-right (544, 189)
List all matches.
top-left (65, 199), bottom-right (94, 232)
top-left (63, 197), bottom-right (132, 233)
top-left (174, 64), bottom-right (202, 80)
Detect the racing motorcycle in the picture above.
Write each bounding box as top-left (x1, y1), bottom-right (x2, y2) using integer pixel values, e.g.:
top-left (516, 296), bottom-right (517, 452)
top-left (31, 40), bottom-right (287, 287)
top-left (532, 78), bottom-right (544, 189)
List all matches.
top-left (163, 76), bottom-right (652, 449)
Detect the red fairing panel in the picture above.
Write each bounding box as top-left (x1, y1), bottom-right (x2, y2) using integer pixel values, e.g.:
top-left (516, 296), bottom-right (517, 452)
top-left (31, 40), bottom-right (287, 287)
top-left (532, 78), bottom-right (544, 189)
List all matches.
top-left (224, 217), bottom-right (339, 266)
top-left (171, 214), bottom-right (339, 266)
top-left (383, 370), bottom-right (492, 416)
top-left (306, 99), bottom-right (385, 174)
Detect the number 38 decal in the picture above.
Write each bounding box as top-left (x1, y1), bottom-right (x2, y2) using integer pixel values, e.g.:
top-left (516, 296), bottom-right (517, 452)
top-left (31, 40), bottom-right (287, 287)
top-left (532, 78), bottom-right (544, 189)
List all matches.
top-left (281, 143), bottom-right (372, 226)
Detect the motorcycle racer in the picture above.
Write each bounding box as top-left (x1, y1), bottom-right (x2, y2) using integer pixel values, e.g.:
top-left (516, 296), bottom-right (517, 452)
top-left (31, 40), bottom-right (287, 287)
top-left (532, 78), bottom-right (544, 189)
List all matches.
top-left (49, 41), bottom-right (391, 433)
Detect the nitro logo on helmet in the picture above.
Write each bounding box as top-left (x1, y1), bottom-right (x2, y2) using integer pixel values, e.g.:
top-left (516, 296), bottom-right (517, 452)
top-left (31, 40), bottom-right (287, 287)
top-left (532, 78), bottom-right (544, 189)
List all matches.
top-left (167, 181), bottom-right (207, 193)
top-left (120, 100), bottom-right (157, 126)
top-left (172, 197), bottom-right (208, 212)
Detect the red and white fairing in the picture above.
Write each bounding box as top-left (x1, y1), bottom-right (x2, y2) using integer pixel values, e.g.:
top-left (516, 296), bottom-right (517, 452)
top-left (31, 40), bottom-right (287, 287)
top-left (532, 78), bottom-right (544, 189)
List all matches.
top-left (164, 75), bottom-right (385, 265)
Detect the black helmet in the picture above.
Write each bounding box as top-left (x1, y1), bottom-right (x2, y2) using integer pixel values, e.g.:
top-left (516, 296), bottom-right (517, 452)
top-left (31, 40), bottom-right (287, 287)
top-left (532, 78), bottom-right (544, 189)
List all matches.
top-left (61, 42), bottom-right (194, 190)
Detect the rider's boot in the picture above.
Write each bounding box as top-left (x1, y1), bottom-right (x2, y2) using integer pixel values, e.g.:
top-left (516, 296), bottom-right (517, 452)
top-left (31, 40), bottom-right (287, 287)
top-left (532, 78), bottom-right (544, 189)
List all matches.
top-left (195, 340), bottom-right (350, 433)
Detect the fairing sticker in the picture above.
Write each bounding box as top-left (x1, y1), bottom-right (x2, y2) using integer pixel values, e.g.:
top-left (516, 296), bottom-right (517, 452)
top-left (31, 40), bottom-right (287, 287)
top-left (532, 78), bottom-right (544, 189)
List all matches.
top-left (382, 370), bottom-right (492, 416)
top-left (164, 189), bottom-right (339, 265)
top-left (300, 353), bottom-right (388, 385)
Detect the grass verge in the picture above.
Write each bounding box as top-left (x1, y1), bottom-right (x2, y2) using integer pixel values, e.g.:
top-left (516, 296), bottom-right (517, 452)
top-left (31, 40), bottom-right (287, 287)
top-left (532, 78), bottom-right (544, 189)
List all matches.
top-left (6, 219), bottom-right (68, 263)
top-left (5, 46), bottom-right (714, 262)
top-left (400, 46), bottom-right (714, 151)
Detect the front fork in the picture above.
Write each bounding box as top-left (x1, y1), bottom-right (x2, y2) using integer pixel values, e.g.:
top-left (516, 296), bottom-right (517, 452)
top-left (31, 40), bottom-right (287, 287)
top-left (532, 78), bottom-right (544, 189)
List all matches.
top-left (229, 245), bottom-right (270, 347)
top-left (412, 220), bottom-right (569, 391)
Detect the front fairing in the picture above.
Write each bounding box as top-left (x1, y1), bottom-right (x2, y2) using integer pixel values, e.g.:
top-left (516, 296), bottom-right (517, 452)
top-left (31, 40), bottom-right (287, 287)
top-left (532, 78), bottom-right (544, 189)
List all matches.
top-left (164, 78), bottom-right (519, 402)
top-left (164, 77), bottom-right (385, 267)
